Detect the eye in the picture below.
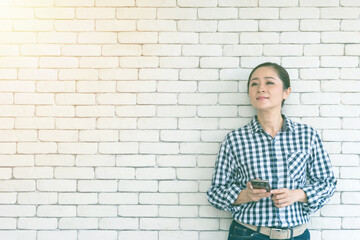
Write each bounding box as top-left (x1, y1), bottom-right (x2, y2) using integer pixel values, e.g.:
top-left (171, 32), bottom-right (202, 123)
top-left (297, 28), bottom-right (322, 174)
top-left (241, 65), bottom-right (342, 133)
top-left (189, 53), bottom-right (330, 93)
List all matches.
top-left (266, 81), bottom-right (274, 85)
top-left (250, 82), bottom-right (258, 86)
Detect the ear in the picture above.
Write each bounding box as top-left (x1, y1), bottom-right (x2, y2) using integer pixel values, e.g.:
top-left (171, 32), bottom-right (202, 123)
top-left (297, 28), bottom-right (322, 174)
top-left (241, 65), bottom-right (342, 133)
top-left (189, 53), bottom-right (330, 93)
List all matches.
top-left (283, 87), bottom-right (291, 100)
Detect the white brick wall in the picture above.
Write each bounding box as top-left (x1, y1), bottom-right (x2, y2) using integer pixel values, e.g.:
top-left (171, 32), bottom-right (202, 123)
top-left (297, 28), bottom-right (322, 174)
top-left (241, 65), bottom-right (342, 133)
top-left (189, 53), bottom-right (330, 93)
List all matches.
top-left (0, 0), bottom-right (359, 239)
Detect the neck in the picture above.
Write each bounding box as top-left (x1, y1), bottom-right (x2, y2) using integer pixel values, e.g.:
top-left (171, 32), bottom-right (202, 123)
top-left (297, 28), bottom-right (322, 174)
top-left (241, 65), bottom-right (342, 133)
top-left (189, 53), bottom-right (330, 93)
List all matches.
top-left (256, 111), bottom-right (284, 137)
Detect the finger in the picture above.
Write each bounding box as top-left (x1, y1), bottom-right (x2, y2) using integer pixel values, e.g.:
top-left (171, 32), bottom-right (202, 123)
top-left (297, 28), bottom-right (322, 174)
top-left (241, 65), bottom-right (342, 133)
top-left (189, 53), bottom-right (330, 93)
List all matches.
top-left (270, 188), bottom-right (286, 194)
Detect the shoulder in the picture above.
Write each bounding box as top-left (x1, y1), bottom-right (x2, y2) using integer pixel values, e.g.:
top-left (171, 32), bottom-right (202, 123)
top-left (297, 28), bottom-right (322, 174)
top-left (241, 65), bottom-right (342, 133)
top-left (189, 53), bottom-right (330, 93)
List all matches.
top-left (222, 121), bottom-right (252, 145)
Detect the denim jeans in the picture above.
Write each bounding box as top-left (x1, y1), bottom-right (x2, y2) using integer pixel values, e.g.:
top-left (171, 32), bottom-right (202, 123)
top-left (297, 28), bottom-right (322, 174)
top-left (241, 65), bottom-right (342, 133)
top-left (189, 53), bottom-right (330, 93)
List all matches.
top-left (228, 221), bottom-right (310, 240)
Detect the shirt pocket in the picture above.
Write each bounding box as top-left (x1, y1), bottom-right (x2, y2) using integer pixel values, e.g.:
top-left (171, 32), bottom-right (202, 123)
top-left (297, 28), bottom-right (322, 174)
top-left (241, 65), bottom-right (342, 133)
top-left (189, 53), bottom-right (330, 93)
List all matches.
top-left (287, 151), bottom-right (309, 182)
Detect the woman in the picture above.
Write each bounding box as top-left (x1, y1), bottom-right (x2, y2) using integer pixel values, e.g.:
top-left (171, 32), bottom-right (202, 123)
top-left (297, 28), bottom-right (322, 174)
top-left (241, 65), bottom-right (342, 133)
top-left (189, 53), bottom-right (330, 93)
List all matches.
top-left (207, 62), bottom-right (336, 240)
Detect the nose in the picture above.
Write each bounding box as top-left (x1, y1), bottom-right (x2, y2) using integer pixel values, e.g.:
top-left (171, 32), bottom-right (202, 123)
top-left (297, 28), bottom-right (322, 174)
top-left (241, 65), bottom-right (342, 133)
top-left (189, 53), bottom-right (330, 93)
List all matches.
top-left (257, 83), bottom-right (265, 93)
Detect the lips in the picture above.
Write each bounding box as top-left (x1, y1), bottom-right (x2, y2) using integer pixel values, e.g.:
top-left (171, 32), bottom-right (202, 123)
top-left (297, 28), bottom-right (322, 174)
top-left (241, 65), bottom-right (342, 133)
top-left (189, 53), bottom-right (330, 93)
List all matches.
top-left (256, 96), bottom-right (269, 100)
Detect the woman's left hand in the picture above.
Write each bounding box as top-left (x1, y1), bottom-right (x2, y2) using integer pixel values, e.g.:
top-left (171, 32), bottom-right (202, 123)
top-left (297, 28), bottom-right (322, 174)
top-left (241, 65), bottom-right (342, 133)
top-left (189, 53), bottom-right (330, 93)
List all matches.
top-left (271, 188), bottom-right (307, 208)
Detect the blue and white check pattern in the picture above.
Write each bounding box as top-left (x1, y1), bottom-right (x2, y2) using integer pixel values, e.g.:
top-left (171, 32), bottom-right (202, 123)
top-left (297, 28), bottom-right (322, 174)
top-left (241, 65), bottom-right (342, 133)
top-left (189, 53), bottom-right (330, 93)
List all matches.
top-left (207, 115), bottom-right (337, 228)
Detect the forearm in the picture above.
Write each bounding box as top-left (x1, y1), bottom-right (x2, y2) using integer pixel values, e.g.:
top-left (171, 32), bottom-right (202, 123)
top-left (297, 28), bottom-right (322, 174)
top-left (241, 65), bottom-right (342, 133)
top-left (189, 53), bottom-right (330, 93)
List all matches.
top-left (294, 189), bottom-right (308, 203)
top-left (233, 189), bottom-right (251, 205)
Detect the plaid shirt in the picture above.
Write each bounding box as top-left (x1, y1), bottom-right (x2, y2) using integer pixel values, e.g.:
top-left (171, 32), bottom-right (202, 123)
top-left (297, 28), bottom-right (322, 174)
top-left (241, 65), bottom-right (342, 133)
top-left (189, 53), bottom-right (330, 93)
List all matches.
top-left (207, 115), bottom-right (337, 228)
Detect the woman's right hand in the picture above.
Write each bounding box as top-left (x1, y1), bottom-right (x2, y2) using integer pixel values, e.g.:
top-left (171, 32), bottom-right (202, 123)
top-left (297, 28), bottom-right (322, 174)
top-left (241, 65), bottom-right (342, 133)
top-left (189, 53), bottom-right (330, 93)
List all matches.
top-left (233, 181), bottom-right (272, 205)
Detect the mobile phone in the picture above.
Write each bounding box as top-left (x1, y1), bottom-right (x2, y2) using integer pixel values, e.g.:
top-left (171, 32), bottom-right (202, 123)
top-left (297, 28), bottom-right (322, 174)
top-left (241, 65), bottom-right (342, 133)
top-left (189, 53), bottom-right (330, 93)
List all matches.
top-left (251, 179), bottom-right (271, 192)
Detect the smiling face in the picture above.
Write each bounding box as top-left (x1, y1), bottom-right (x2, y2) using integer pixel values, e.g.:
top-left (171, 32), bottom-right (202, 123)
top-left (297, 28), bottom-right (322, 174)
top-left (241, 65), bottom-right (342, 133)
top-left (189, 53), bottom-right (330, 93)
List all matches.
top-left (248, 66), bottom-right (291, 113)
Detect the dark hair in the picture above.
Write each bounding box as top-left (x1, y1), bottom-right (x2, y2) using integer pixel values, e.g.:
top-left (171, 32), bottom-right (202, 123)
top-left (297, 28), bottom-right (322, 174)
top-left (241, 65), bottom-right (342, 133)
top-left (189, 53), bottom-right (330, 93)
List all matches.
top-left (247, 62), bottom-right (291, 106)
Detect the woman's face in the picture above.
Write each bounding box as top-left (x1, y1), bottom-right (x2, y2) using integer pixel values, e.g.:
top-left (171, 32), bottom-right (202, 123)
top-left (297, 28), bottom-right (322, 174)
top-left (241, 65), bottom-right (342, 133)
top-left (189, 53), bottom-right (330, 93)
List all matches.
top-left (248, 66), bottom-right (291, 112)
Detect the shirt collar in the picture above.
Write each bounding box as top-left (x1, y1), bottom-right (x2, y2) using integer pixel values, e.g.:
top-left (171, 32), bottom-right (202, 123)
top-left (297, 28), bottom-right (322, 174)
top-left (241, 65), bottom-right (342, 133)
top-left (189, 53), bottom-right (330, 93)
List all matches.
top-left (250, 114), bottom-right (295, 134)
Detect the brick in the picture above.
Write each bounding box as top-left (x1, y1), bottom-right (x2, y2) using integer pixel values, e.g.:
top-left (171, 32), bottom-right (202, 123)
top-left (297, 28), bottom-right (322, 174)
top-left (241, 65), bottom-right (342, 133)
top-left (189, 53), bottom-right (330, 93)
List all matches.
top-left (143, 44), bottom-right (180, 56)
top-left (79, 231), bottom-right (117, 240)
top-left (179, 118), bottom-right (218, 130)
top-left (220, 69), bottom-right (249, 81)
top-left (140, 218), bottom-right (179, 230)
top-left (259, 20), bottom-right (299, 31)
top-left (343, 93), bottom-right (360, 104)
top-left (118, 205), bottom-right (157, 217)
top-left (18, 143), bottom-right (57, 154)
top-left (342, 19), bottom-right (360, 31)
top-left (322, 80), bottom-right (360, 92)
top-left (180, 193), bottom-right (208, 205)
top-left (0, 45), bottom-right (18, 56)
top-left (0, 217), bottom-right (16, 229)
top-left (198, 8), bottom-right (237, 19)
top-left (139, 143), bottom-right (179, 154)
top-left (200, 57), bottom-right (239, 68)
top-left (37, 106), bottom-right (75, 117)
top-left (14, 0), bottom-right (53, 6)
top-left (15, 93), bottom-right (54, 105)
top-left (116, 81), bottom-right (155, 93)
top-left (300, 0), bottom-right (339, 6)
top-left (59, 218), bottom-right (98, 229)
top-left (119, 32), bottom-right (157, 43)
top-left (96, 0), bottom-right (134, 6)
top-left (241, 32), bottom-right (279, 44)
top-left (200, 206), bottom-right (231, 218)
top-left (0, 180), bottom-right (35, 192)
top-left (137, 93), bottom-right (176, 105)
top-left (56, 118), bottom-right (95, 129)
top-left (201, 130), bottom-right (229, 142)
top-left (340, 167), bottom-right (360, 178)
top-left (292, 80), bottom-right (320, 92)
top-left (321, 7), bottom-right (359, 19)
top-left (180, 69), bottom-right (219, 80)
top-left (58, 143), bottom-right (97, 154)
top-left (0, 168), bottom-right (11, 179)
top-left (102, 45), bottom-right (141, 56)
top-left (18, 218), bottom-right (57, 230)
top-left (301, 93), bottom-right (340, 104)
top-left (62, 45), bottom-right (101, 56)
top-left (0, 205), bottom-right (35, 217)
top-left (19, 69), bottom-right (57, 80)
top-left (182, 45), bottom-right (222, 57)
top-left (280, 8), bottom-right (320, 19)
top-left (38, 231), bottom-right (77, 240)
top-left (301, 118), bottom-right (341, 129)
top-left (35, 8), bottom-right (74, 19)
top-left (200, 33), bottom-right (238, 44)
top-left (180, 143), bottom-right (220, 154)
top-left (239, 8), bottom-right (279, 19)
top-left (78, 205), bottom-right (117, 217)
top-left (38, 206), bottom-right (76, 217)
top-left (96, 20), bottom-right (135, 31)
top-left (118, 180), bottom-right (157, 192)
top-left (159, 180), bottom-right (198, 192)
top-left (59, 69), bottom-right (98, 80)
top-left (160, 57), bottom-right (199, 68)
top-left (301, 20), bottom-right (340, 31)
top-left (0, 20), bottom-right (11, 31)
top-left (342, 192), bottom-right (360, 204)
top-left (0, 155), bottom-right (34, 167)
top-left (264, 44), bottom-right (303, 56)
top-left (178, 20), bottom-right (217, 32)
top-left (324, 130), bottom-right (360, 142)
top-left (13, 167), bottom-right (53, 179)
top-left (0, 93), bottom-right (12, 104)
top-left (100, 69), bottom-right (137, 80)
top-left (157, 106), bottom-right (196, 117)
top-left (181, 218), bottom-right (219, 230)
top-left (55, 20), bottom-right (94, 31)
top-left (119, 231), bottom-right (157, 240)
top-left (54, 167), bottom-right (94, 179)
top-left (37, 180), bottom-right (76, 192)
top-left (59, 193), bottom-right (97, 205)
top-left (322, 32), bottom-right (360, 43)
top-left (76, 106), bottom-right (115, 117)
top-left (198, 106), bottom-right (237, 117)
top-left (219, 93), bottom-right (250, 105)
top-left (178, 0), bottom-right (216, 6)
top-left (157, 8), bottom-right (196, 20)
top-left (0, 118), bottom-right (14, 129)
top-left (39, 57), bottom-right (78, 68)
top-left (0, 106), bottom-right (35, 117)
top-left (157, 155), bottom-right (196, 167)
top-left (260, 0), bottom-right (299, 6)
top-left (120, 130), bottom-right (159, 141)
top-left (95, 167), bottom-right (135, 179)
top-left (157, 81), bottom-right (197, 93)
top-left (97, 117), bottom-right (136, 130)
top-left (0, 193), bottom-right (17, 204)
top-left (219, 20), bottom-right (258, 32)
top-left (56, 94), bottom-right (95, 105)
top-left (0, 57), bottom-right (37, 68)
top-left (99, 142), bottom-right (139, 154)
top-left (99, 193), bottom-right (138, 204)
top-left (0, 7), bottom-right (34, 19)
top-left (120, 57), bottom-right (158, 68)
top-left (78, 180), bottom-right (117, 192)
top-left (198, 81), bottom-right (238, 93)
top-left (116, 106), bottom-right (155, 117)
top-left (76, 8), bottom-right (115, 19)
top-left (304, 44), bottom-right (344, 56)
top-left (281, 32), bottom-right (320, 43)
top-left (76, 155), bottom-right (114, 167)
top-left (13, 20), bottom-right (53, 32)
top-left (0, 232), bottom-right (36, 240)
top-left (160, 206), bottom-right (198, 217)
top-left (99, 218), bottom-right (138, 229)
top-left (80, 57), bottom-right (118, 68)
top-left (116, 155), bottom-right (156, 167)
top-left (38, 32), bottom-right (77, 44)
top-left (159, 32), bottom-right (198, 44)
top-left (0, 69), bottom-right (17, 79)
top-left (137, 17), bottom-right (176, 32)
top-left (116, 8), bottom-right (156, 19)
top-left (283, 105), bottom-right (319, 117)
top-left (54, 0), bottom-right (93, 6)
top-left (343, 142), bottom-right (360, 154)
top-left (322, 56), bottom-right (359, 67)
top-left (309, 217), bottom-right (341, 229)
top-left (78, 32), bottom-right (117, 44)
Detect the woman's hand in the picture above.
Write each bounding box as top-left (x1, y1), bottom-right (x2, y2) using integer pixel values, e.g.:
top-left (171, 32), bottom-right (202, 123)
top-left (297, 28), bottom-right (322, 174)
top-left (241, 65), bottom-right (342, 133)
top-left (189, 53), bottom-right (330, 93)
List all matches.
top-left (271, 188), bottom-right (307, 208)
top-left (234, 181), bottom-right (272, 205)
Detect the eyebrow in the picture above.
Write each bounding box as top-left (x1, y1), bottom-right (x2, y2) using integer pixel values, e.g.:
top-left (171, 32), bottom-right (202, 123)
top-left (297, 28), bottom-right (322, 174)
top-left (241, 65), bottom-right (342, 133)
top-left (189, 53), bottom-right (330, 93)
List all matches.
top-left (250, 76), bottom-right (276, 81)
